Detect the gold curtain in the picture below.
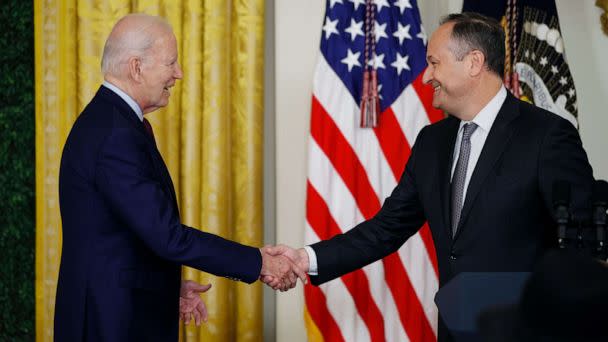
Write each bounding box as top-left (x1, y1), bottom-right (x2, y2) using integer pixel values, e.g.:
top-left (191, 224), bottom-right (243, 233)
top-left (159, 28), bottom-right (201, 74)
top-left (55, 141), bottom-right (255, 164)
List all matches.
top-left (34, 1), bottom-right (265, 341)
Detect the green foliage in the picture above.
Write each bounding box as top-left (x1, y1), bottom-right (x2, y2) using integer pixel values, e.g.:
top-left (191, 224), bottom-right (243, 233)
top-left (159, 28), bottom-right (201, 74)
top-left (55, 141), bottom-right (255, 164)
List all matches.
top-left (0, 0), bottom-right (35, 340)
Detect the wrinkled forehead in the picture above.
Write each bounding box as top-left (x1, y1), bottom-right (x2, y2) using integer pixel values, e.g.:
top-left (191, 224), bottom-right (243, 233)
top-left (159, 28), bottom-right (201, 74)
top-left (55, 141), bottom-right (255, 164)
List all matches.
top-left (149, 31), bottom-right (178, 54)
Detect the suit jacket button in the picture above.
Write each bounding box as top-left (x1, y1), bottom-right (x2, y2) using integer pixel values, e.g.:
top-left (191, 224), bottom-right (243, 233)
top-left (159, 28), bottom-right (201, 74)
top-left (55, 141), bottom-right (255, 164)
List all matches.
top-left (450, 254), bottom-right (457, 260)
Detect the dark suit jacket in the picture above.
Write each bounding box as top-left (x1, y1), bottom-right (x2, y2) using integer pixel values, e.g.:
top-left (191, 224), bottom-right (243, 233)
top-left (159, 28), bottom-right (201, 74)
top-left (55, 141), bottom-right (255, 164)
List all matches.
top-left (55, 86), bottom-right (262, 341)
top-left (309, 93), bottom-right (594, 288)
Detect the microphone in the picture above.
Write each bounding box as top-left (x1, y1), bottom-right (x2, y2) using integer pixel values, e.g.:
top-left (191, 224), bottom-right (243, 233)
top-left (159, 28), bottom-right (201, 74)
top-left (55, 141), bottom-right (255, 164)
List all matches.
top-left (592, 180), bottom-right (608, 257)
top-left (553, 180), bottom-right (570, 249)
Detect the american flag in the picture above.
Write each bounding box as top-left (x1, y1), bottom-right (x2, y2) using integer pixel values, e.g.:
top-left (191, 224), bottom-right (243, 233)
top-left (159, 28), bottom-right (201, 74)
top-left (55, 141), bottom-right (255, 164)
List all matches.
top-left (463, 0), bottom-right (579, 127)
top-left (303, 0), bottom-right (444, 341)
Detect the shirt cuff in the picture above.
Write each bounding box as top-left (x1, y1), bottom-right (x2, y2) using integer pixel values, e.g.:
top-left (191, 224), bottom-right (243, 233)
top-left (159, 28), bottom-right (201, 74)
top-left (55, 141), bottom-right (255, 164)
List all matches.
top-left (303, 246), bottom-right (318, 276)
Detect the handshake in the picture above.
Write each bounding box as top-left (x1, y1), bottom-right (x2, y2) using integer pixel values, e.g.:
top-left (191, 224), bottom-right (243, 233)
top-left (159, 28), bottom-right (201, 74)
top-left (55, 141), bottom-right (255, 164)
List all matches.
top-left (259, 245), bottom-right (309, 291)
top-left (180, 245), bottom-right (310, 326)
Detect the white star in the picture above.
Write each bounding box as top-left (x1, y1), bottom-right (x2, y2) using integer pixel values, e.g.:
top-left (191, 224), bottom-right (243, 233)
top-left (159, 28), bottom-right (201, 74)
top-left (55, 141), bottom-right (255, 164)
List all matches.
top-left (395, 0), bottom-right (413, 14)
top-left (322, 17), bottom-right (339, 39)
top-left (524, 50), bottom-right (530, 59)
top-left (375, 21), bottom-right (388, 42)
top-left (531, 52), bottom-right (536, 60)
top-left (559, 76), bottom-right (568, 85)
top-left (345, 19), bottom-right (364, 41)
top-left (378, 84), bottom-right (384, 100)
top-left (551, 65), bottom-right (559, 74)
top-left (568, 88), bottom-right (575, 98)
top-left (540, 56), bottom-right (548, 66)
top-left (367, 53), bottom-right (386, 69)
top-left (391, 53), bottom-right (410, 75)
top-left (341, 49), bottom-right (362, 72)
top-left (416, 25), bottom-right (427, 45)
top-left (348, 0), bottom-right (366, 10)
top-left (573, 101), bottom-right (578, 110)
top-left (393, 23), bottom-right (412, 45)
top-left (374, 0), bottom-right (390, 12)
top-left (329, 0), bottom-right (343, 8)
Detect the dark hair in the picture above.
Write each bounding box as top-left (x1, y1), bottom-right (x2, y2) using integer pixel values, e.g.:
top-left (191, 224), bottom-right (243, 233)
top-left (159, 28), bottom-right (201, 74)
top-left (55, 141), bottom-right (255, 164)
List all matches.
top-left (440, 12), bottom-right (505, 78)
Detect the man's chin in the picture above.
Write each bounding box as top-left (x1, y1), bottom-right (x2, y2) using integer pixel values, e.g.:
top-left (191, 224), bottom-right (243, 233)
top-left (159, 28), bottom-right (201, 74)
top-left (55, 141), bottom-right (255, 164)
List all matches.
top-left (431, 99), bottom-right (441, 109)
top-left (156, 99), bottom-right (170, 109)
top-left (143, 104), bottom-right (167, 114)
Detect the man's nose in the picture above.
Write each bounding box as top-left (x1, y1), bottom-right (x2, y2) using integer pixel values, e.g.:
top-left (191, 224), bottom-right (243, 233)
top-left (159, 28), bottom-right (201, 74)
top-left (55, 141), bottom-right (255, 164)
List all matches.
top-left (422, 66), bottom-right (431, 84)
top-left (174, 62), bottom-right (183, 80)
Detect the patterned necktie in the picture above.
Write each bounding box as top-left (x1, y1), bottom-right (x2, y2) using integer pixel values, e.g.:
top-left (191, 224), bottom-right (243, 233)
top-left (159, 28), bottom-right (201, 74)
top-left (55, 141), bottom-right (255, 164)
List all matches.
top-left (451, 122), bottom-right (478, 237)
top-left (142, 118), bottom-right (156, 143)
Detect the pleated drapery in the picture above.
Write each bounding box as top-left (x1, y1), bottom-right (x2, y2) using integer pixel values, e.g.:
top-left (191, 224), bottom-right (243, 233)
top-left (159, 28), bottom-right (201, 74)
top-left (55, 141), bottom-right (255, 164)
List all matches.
top-left (34, 1), bottom-right (265, 340)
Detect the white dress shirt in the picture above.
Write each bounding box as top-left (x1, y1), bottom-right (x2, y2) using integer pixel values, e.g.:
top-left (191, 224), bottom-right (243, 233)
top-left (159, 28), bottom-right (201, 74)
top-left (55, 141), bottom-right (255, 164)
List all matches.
top-left (304, 86), bottom-right (508, 275)
top-left (102, 80), bottom-right (144, 122)
top-left (450, 86), bottom-right (507, 199)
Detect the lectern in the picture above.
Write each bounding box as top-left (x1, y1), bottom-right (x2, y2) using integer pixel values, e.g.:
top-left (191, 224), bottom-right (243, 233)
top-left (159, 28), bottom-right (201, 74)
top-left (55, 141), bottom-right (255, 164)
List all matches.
top-left (434, 272), bottom-right (530, 342)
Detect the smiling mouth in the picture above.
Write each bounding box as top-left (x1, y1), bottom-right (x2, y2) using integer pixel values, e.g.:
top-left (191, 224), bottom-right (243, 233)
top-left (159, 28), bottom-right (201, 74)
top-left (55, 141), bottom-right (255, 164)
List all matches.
top-left (432, 82), bottom-right (441, 94)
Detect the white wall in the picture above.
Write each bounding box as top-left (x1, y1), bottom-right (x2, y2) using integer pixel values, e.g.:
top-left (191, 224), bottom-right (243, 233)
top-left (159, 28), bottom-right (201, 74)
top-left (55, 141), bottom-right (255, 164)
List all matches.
top-left (273, 1), bottom-right (608, 341)
top-left (274, 1), bottom-right (324, 341)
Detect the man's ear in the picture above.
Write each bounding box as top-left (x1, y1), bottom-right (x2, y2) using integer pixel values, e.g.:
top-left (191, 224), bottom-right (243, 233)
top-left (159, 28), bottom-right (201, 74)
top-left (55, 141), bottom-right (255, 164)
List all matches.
top-left (128, 56), bottom-right (143, 82)
top-left (468, 50), bottom-right (485, 77)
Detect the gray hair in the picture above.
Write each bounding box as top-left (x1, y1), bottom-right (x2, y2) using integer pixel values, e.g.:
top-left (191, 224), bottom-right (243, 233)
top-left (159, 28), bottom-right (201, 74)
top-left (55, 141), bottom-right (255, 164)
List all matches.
top-left (100, 14), bottom-right (172, 77)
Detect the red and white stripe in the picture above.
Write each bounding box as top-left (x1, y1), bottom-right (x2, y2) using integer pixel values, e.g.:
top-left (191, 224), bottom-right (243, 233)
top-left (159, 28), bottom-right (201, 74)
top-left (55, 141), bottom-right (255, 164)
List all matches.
top-left (304, 53), bottom-right (442, 341)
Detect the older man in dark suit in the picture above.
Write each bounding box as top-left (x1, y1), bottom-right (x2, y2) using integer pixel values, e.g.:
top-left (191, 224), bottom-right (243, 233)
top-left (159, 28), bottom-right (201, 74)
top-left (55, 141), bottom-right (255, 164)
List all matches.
top-left (263, 12), bottom-right (595, 341)
top-left (55, 14), bottom-right (304, 341)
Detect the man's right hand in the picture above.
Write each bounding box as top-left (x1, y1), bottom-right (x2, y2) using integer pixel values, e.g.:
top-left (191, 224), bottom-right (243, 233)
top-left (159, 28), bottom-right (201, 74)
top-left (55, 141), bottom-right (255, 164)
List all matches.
top-left (260, 245), bottom-right (309, 290)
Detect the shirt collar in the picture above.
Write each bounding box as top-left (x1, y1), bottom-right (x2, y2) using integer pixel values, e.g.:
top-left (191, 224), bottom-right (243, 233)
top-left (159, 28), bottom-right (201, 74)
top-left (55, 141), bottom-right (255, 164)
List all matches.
top-left (102, 80), bottom-right (144, 122)
top-left (459, 85), bottom-right (507, 133)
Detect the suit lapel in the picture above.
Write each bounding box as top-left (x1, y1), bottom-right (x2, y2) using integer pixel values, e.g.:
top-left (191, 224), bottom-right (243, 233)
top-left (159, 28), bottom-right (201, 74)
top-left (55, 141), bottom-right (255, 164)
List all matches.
top-left (454, 93), bottom-right (520, 238)
top-left (438, 116), bottom-right (461, 240)
top-left (141, 133), bottom-right (180, 213)
top-left (147, 143), bottom-right (179, 211)
top-left (97, 86), bottom-right (150, 140)
top-left (97, 86), bottom-right (179, 211)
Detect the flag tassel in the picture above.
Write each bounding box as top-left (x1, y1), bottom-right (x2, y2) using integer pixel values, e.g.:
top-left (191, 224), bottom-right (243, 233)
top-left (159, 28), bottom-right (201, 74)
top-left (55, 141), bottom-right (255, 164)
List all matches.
top-left (360, 70), bottom-right (380, 128)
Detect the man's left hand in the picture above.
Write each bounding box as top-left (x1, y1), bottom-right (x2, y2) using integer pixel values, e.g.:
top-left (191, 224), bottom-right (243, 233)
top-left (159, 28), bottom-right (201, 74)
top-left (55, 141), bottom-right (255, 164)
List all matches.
top-left (180, 280), bottom-right (212, 326)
